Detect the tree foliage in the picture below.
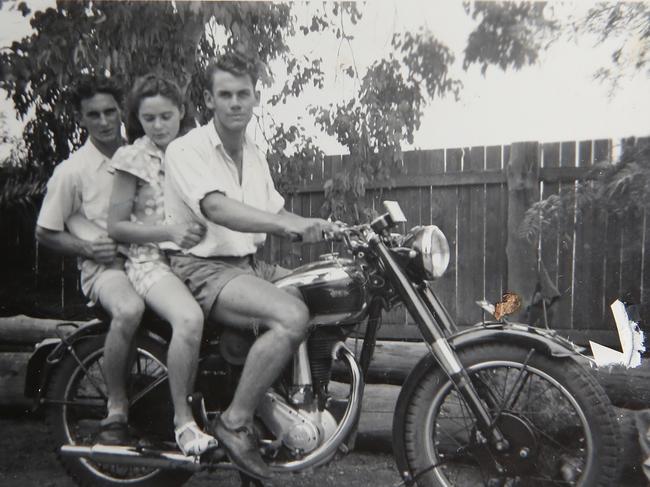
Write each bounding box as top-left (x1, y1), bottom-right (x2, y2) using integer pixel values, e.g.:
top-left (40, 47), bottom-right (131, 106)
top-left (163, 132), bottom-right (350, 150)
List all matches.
top-left (0, 1), bottom-right (364, 214)
top-left (463, 1), bottom-right (557, 74)
top-left (582, 3), bottom-right (650, 91)
top-left (0, 0), bottom-right (301, 172)
top-left (1, 1), bottom-right (647, 228)
top-left (520, 138), bottom-right (650, 246)
top-left (311, 29), bottom-right (461, 221)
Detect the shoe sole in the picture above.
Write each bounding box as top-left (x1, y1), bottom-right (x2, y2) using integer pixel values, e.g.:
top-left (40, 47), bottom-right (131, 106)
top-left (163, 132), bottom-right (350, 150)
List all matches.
top-left (214, 423), bottom-right (271, 480)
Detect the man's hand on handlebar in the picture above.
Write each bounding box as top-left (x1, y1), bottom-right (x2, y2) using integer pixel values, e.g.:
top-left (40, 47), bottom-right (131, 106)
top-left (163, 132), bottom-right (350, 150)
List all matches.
top-left (285, 217), bottom-right (341, 243)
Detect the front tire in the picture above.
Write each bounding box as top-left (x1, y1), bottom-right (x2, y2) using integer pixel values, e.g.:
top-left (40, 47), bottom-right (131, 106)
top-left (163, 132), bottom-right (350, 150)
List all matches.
top-left (401, 343), bottom-right (620, 486)
top-left (45, 333), bottom-right (191, 487)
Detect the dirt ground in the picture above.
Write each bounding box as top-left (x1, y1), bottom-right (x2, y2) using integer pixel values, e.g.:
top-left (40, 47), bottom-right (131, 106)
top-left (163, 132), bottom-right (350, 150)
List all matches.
top-left (2, 383), bottom-right (648, 487)
top-left (0, 405), bottom-right (403, 487)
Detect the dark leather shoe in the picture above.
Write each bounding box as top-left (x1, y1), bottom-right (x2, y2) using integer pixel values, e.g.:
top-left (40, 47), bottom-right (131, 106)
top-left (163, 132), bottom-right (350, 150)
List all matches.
top-left (212, 417), bottom-right (271, 480)
top-left (95, 418), bottom-right (134, 446)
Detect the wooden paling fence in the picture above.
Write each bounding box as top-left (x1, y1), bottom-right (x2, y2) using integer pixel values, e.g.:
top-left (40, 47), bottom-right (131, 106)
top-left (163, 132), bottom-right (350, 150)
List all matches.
top-left (1, 137), bottom-right (648, 345)
top-left (262, 138), bottom-right (649, 343)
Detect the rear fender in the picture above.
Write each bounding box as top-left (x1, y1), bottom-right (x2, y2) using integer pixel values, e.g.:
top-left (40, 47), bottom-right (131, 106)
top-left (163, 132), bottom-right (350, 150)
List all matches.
top-left (25, 318), bottom-right (170, 410)
top-left (24, 320), bottom-right (110, 409)
top-left (391, 322), bottom-right (588, 479)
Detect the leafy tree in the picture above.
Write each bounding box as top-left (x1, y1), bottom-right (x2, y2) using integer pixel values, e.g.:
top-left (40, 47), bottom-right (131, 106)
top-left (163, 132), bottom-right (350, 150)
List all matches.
top-left (2, 0), bottom-right (646, 226)
top-left (312, 29), bottom-right (461, 221)
top-left (463, 1), bottom-right (558, 74)
top-left (1, 1), bottom-right (302, 171)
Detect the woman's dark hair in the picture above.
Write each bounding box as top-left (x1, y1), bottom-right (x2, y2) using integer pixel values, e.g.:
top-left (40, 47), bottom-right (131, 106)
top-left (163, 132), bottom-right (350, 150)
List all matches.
top-left (70, 75), bottom-right (123, 111)
top-left (125, 73), bottom-right (195, 143)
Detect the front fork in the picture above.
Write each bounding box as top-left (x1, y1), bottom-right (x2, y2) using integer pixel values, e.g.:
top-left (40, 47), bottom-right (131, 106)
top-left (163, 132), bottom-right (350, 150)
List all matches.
top-left (372, 239), bottom-right (509, 450)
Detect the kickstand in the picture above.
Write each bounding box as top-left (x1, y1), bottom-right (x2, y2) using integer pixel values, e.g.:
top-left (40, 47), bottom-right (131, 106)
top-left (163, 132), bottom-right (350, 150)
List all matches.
top-left (238, 471), bottom-right (265, 487)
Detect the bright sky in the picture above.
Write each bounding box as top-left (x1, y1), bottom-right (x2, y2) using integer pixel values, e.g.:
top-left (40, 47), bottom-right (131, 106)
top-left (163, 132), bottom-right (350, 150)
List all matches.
top-left (1, 0), bottom-right (648, 157)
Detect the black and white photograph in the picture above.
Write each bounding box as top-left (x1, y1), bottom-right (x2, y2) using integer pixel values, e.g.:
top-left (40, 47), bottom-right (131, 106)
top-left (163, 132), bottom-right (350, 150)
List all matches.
top-left (0, 1), bottom-right (649, 486)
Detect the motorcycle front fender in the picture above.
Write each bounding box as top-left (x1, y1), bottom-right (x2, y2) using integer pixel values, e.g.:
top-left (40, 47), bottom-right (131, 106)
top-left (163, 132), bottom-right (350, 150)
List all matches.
top-left (391, 321), bottom-right (589, 480)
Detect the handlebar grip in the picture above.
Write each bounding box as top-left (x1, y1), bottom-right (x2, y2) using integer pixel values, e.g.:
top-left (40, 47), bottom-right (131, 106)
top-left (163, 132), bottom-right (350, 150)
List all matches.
top-left (290, 231), bottom-right (333, 243)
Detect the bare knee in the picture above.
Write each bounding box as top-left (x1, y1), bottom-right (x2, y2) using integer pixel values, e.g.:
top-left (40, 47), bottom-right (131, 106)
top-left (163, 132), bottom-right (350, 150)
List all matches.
top-left (273, 300), bottom-right (309, 343)
top-left (109, 297), bottom-right (144, 339)
top-left (171, 312), bottom-right (204, 349)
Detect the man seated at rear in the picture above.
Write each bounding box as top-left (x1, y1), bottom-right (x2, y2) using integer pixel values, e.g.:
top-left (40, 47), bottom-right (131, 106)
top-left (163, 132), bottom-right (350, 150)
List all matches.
top-left (35, 76), bottom-right (144, 444)
top-left (164, 53), bottom-right (336, 480)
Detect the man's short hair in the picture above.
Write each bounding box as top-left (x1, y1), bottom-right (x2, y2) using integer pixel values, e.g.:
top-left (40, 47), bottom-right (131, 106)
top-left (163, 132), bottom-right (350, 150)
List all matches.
top-left (70, 75), bottom-right (123, 112)
top-left (203, 53), bottom-right (259, 92)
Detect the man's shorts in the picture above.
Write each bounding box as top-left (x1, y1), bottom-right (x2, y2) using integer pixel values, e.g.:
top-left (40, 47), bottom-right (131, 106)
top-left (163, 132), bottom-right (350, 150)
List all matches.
top-left (167, 253), bottom-right (289, 318)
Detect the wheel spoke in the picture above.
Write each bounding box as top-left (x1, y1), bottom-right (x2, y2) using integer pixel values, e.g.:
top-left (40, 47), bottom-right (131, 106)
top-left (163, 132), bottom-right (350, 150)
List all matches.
top-left (423, 358), bottom-right (592, 487)
top-left (62, 345), bottom-right (167, 482)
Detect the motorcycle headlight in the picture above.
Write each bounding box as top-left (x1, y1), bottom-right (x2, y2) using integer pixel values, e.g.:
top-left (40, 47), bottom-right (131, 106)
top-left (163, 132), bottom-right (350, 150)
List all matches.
top-left (410, 225), bottom-right (450, 280)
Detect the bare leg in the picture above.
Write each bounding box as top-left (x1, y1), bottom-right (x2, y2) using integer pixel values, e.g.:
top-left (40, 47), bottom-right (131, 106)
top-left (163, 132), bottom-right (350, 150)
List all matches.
top-left (144, 274), bottom-right (204, 428)
top-left (209, 274), bottom-right (310, 429)
top-left (96, 273), bottom-right (145, 419)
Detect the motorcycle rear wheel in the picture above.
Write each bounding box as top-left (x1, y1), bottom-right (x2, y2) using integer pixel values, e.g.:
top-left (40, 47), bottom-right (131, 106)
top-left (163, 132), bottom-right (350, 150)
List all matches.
top-left (45, 333), bottom-right (191, 487)
top-left (402, 343), bottom-right (620, 487)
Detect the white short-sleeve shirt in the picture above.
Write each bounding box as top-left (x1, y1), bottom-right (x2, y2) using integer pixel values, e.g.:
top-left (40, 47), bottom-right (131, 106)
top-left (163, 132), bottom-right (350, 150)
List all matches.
top-left (164, 120), bottom-right (285, 257)
top-left (37, 139), bottom-right (113, 236)
top-left (36, 139), bottom-right (119, 299)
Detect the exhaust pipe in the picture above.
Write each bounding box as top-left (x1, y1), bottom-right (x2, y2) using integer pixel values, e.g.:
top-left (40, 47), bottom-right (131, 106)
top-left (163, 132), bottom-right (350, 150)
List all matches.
top-left (271, 341), bottom-right (364, 472)
top-left (60, 444), bottom-right (207, 471)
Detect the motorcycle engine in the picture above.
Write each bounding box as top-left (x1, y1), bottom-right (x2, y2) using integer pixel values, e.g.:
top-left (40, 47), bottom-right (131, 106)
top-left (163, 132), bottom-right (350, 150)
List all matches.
top-left (257, 392), bottom-right (337, 454)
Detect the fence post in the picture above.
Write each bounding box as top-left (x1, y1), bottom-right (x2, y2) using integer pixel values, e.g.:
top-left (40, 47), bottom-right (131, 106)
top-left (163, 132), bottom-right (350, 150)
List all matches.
top-left (505, 141), bottom-right (540, 321)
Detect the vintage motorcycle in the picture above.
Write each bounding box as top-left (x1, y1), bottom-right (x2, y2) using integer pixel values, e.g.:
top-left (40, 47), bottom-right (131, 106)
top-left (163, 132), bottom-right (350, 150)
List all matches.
top-left (24, 201), bottom-right (619, 487)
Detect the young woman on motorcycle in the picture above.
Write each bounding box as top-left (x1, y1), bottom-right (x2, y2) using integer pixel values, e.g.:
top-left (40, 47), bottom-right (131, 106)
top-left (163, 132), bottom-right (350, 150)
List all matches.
top-left (105, 73), bottom-right (217, 456)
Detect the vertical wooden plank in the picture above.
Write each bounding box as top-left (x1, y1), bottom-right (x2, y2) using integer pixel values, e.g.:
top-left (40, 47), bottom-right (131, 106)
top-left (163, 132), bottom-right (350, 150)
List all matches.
top-left (455, 146), bottom-right (486, 325)
top-left (35, 242), bottom-right (65, 316)
top-left (590, 140), bottom-right (612, 326)
top-left (423, 149), bottom-right (445, 226)
top-left (298, 192), bottom-right (312, 266)
top-left (572, 140), bottom-right (598, 330)
top-left (555, 141), bottom-right (577, 329)
top-left (594, 139), bottom-right (611, 164)
top-left (62, 255), bottom-right (83, 318)
top-left (484, 145), bottom-right (505, 305)
top-left (429, 148), bottom-right (462, 324)
top-left (402, 151), bottom-right (421, 225)
top-left (505, 142), bottom-right (540, 322)
top-left (499, 145), bottom-right (509, 296)
top-left (603, 210), bottom-right (623, 329)
top-left (642, 210), bottom-right (650, 327)
top-left (620, 209), bottom-right (643, 306)
top-left (455, 147), bottom-right (473, 325)
top-left (539, 143), bottom-right (560, 313)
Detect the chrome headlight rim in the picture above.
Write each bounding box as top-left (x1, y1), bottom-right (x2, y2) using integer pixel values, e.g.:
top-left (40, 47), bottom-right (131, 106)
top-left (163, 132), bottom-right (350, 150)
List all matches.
top-left (411, 225), bottom-right (450, 280)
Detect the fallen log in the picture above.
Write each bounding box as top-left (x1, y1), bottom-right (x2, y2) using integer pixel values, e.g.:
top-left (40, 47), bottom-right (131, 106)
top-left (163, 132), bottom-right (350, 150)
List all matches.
top-left (0, 315), bottom-right (85, 345)
top-left (0, 352), bottom-right (31, 406)
top-left (342, 340), bottom-right (650, 408)
top-left (592, 363), bottom-right (650, 410)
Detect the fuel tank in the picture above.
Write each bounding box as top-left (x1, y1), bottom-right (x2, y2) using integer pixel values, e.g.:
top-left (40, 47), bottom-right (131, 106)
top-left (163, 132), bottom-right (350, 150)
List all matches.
top-left (275, 255), bottom-right (368, 326)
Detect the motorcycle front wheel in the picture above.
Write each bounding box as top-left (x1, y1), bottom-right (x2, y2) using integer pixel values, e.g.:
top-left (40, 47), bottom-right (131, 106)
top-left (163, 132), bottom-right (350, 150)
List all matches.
top-left (402, 343), bottom-right (620, 487)
top-left (45, 333), bottom-right (191, 487)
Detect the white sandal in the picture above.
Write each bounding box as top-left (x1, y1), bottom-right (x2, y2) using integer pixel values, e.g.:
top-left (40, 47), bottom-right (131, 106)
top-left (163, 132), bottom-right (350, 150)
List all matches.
top-left (174, 421), bottom-right (218, 456)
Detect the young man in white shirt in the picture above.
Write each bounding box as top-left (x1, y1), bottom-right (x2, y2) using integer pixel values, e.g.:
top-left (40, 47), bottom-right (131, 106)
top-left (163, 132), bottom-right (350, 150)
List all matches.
top-left (165, 54), bottom-right (337, 480)
top-left (36, 76), bottom-right (145, 444)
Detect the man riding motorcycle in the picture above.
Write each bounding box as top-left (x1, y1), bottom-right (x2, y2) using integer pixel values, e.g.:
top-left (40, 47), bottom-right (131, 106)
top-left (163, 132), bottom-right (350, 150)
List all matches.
top-left (164, 52), bottom-right (338, 480)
